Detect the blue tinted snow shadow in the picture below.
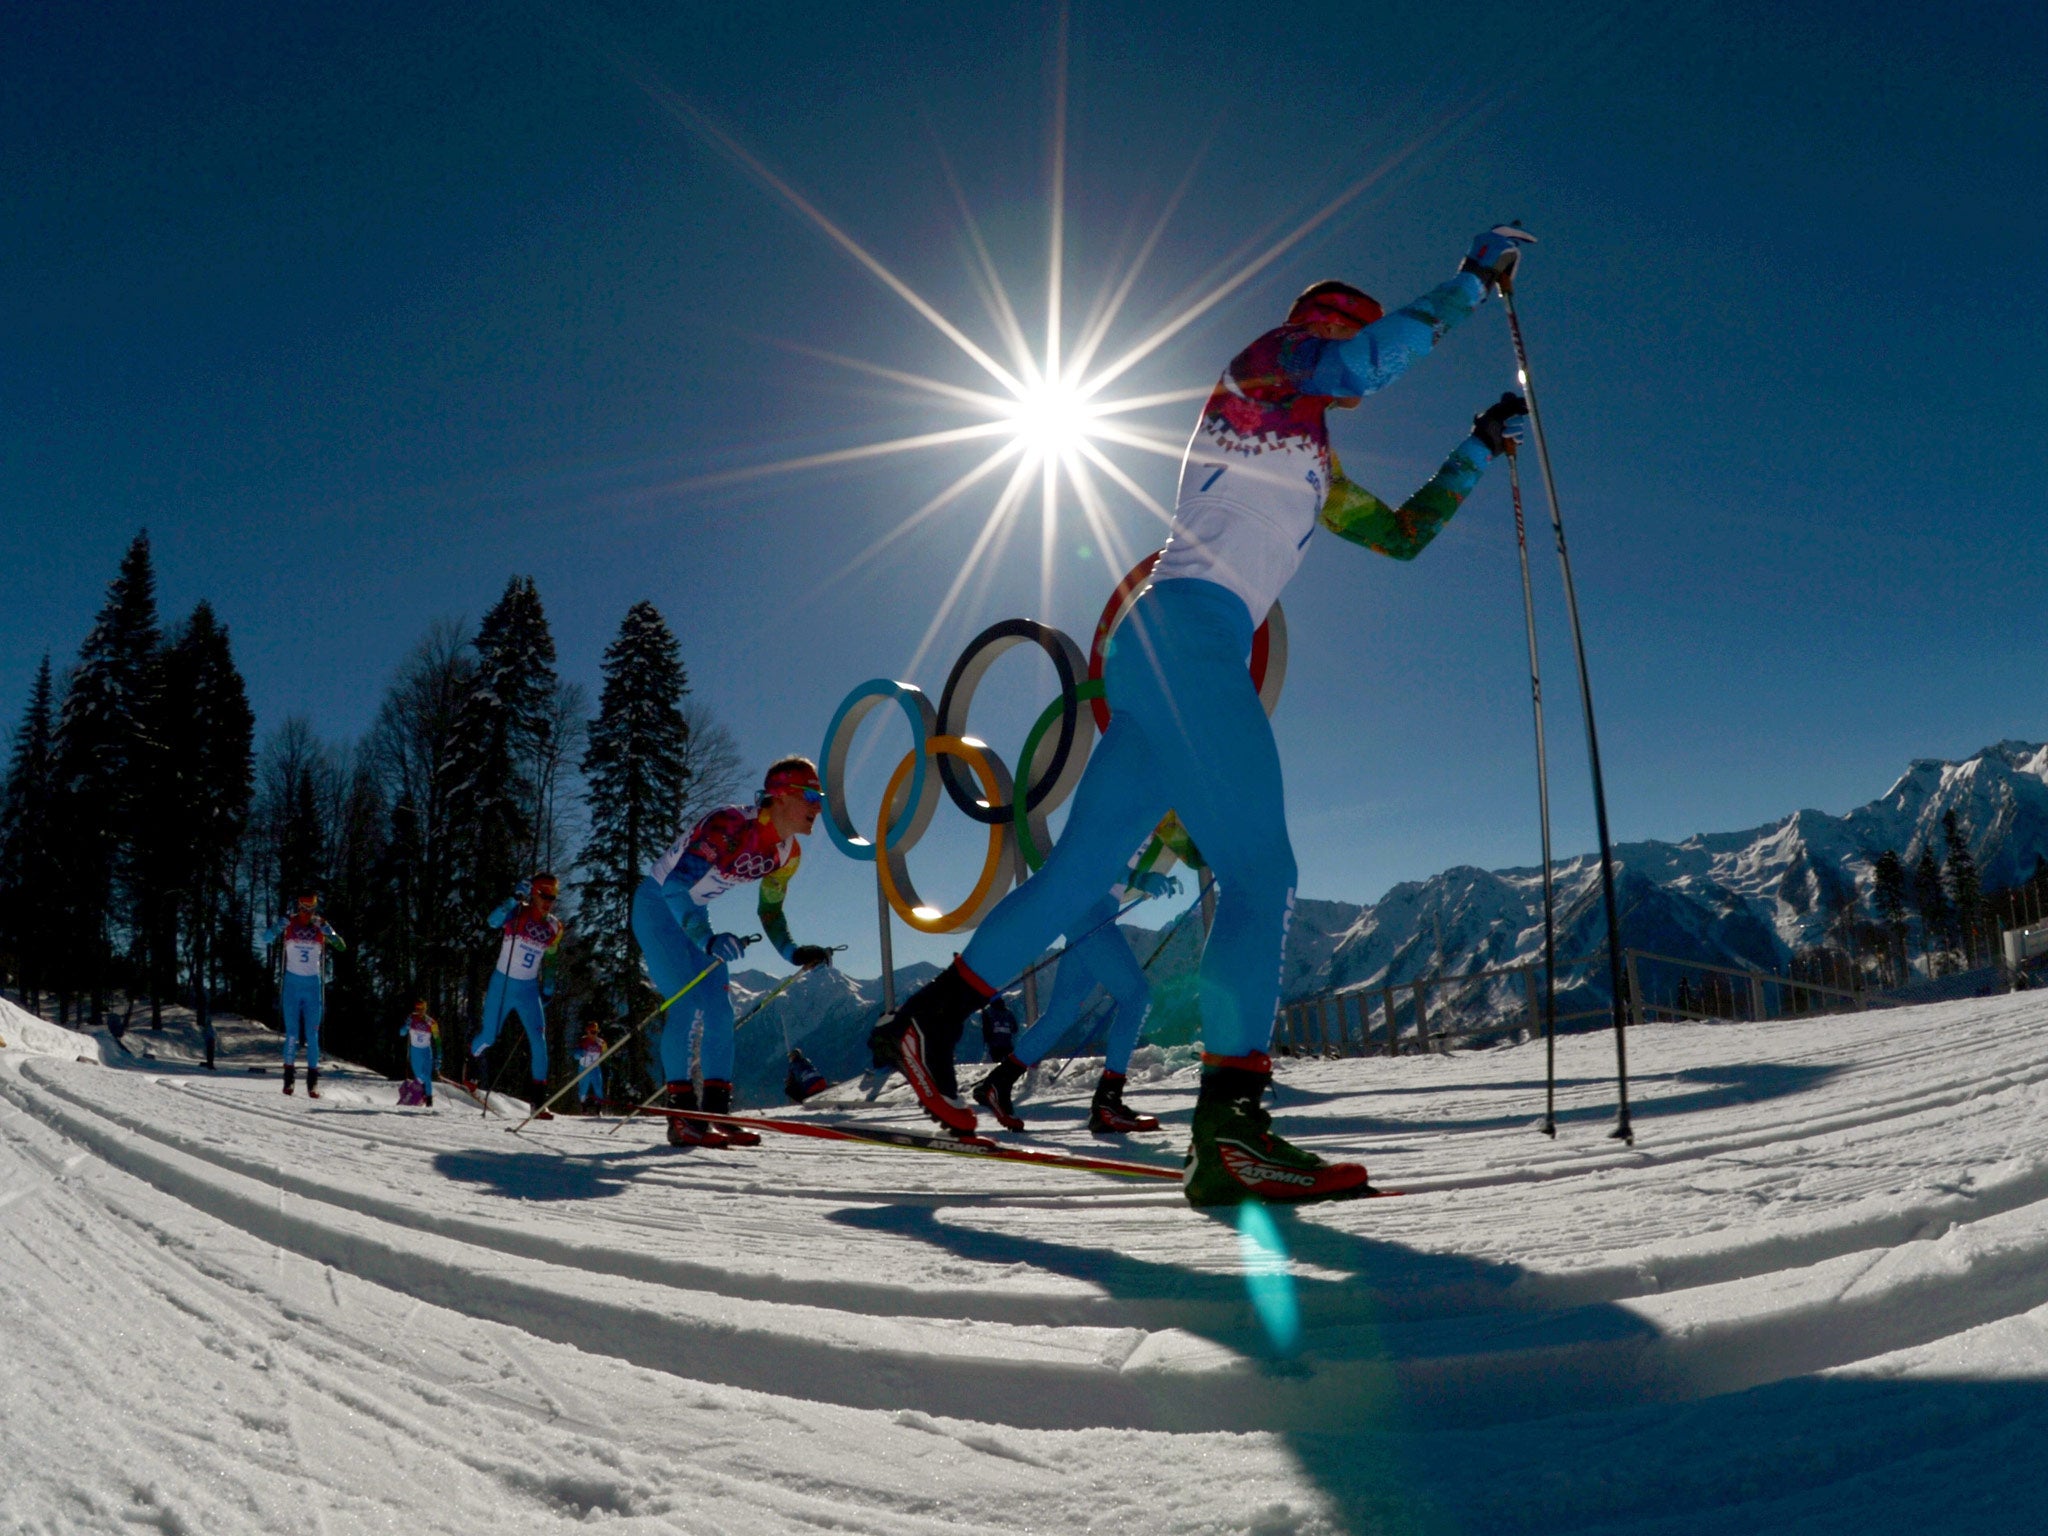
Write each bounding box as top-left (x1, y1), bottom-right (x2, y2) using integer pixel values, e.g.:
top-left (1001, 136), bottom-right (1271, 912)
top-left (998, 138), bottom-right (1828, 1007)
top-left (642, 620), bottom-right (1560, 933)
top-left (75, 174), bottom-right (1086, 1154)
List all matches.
top-left (430, 1147), bottom-right (645, 1201)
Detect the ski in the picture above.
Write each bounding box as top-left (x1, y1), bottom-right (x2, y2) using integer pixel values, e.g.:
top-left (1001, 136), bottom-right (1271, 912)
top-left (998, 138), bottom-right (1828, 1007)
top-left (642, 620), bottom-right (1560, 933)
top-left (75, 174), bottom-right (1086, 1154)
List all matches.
top-left (633, 1105), bottom-right (1188, 1182)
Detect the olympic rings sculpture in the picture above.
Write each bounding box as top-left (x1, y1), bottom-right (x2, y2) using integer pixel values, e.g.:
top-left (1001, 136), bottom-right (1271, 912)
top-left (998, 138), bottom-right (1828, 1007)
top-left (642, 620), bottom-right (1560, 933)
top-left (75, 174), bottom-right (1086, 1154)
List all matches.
top-left (820, 551), bottom-right (1290, 933)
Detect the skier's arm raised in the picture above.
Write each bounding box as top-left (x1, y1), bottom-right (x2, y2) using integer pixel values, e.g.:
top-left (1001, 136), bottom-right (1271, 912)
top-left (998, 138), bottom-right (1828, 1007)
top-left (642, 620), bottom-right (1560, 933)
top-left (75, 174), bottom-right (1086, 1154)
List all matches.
top-left (1320, 393), bottom-right (1527, 561)
top-left (1304, 227), bottom-right (1533, 400)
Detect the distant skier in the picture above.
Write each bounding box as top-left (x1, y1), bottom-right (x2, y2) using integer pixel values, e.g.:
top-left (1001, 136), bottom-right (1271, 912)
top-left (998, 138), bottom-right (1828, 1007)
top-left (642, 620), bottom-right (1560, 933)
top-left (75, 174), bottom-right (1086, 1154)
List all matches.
top-left (633, 757), bottom-right (839, 1147)
top-left (467, 872), bottom-right (565, 1117)
top-left (573, 1017), bottom-right (607, 1112)
top-left (397, 999), bottom-right (440, 1108)
top-left (784, 1047), bottom-right (830, 1104)
top-left (970, 815), bottom-right (1205, 1135)
top-left (872, 224), bottom-right (1534, 1204)
top-left (263, 892), bottom-right (345, 1099)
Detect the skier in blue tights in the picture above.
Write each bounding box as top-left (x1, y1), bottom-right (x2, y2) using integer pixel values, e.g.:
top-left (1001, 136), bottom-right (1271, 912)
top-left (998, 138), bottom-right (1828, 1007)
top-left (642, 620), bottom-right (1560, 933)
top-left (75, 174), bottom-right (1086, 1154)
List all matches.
top-left (971, 816), bottom-right (1205, 1135)
top-left (398, 1000), bottom-right (440, 1107)
top-left (872, 224), bottom-right (1534, 1204)
top-left (467, 872), bottom-right (565, 1117)
top-left (263, 892), bottom-right (344, 1099)
top-left (632, 757), bottom-right (839, 1148)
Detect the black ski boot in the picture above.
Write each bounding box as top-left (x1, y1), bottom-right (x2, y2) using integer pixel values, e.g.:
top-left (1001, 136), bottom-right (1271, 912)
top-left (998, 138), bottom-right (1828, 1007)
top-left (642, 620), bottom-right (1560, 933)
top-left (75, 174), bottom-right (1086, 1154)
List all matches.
top-left (867, 959), bottom-right (988, 1132)
top-left (664, 1081), bottom-right (728, 1148)
top-left (971, 1054), bottom-right (1028, 1131)
top-left (1088, 1069), bottom-right (1160, 1135)
top-left (305, 1068), bottom-right (321, 1101)
top-left (528, 1081), bottom-right (554, 1121)
top-left (701, 1079), bottom-right (758, 1145)
top-left (1182, 1054), bottom-right (1371, 1207)
top-left (282, 1062), bottom-right (296, 1097)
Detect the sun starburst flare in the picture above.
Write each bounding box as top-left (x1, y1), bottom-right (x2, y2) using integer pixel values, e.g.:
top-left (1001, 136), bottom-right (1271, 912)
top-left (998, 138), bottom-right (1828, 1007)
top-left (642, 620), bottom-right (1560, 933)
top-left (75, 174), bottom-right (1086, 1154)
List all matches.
top-left (608, 0), bottom-right (1497, 669)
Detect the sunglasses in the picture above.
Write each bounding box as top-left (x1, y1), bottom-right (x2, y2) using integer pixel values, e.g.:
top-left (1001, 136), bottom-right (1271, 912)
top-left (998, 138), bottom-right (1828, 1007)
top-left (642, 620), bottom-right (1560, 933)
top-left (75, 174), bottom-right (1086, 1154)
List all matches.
top-left (795, 786), bottom-right (823, 807)
top-left (533, 890), bottom-right (558, 903)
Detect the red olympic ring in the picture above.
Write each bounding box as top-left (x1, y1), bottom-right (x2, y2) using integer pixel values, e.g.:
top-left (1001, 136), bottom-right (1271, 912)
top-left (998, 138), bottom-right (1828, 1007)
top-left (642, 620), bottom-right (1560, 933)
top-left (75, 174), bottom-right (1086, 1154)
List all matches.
top-left (1086, 551), bottom-right (1285, 731)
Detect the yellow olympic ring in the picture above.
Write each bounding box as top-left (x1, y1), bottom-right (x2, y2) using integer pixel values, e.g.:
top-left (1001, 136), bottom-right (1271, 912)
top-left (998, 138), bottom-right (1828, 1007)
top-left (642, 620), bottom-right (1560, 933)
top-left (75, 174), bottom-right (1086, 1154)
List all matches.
top-left (875, 735), bottom-right (1015, 933)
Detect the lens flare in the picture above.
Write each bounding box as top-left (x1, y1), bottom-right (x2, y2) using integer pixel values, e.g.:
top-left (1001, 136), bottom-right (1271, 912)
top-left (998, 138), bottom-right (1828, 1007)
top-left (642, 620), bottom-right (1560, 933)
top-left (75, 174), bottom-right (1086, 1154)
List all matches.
top-left (1235, 1201), bottom-right (1303, 1357)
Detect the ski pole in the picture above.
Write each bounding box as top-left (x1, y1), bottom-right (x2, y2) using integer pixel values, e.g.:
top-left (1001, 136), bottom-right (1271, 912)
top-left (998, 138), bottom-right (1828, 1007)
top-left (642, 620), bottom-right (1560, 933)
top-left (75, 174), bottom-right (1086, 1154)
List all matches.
top-left (1506, 447), bottom-right (1560, 1137)
top-left (1045, 872), bottom-right (1214, 1085)
top-left (993, 894), bottom-right (1152, 1000)
top-left (598, 933), bottom-right (763, 1136)
top-left (512, 935), bottom-right (756, 1135)
top-left (1499, 270), bottom-right (1633, 1144)
top-left (734, 946), bottom-right (847, 1034)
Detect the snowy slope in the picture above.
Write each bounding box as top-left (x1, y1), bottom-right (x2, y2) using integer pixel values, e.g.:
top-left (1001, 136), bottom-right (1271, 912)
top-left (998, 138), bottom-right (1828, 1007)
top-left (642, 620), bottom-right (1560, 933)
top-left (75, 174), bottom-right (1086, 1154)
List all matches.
top-left (6, 989), bottom-right (2048, 1533)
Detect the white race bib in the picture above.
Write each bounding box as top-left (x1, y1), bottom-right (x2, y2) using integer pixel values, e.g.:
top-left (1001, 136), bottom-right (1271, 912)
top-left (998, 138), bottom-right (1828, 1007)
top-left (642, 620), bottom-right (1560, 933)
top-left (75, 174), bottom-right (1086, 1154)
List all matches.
top-left (497, 931), bottom-right (548, 980)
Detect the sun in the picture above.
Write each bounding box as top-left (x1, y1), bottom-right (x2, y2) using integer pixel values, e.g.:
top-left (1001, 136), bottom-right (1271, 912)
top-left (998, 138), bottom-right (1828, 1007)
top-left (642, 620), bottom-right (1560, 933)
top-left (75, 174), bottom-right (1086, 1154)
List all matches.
top-left (635, 0), bottom-right (1468, 672)
top-left (1002, 378), bottom-right (1101, 464)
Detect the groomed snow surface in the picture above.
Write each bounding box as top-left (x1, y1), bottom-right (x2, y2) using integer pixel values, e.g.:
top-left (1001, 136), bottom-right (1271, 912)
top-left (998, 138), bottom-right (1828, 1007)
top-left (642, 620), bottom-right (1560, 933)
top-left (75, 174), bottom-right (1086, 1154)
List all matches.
top-left (5, 994), bottom-right (2048, 1535)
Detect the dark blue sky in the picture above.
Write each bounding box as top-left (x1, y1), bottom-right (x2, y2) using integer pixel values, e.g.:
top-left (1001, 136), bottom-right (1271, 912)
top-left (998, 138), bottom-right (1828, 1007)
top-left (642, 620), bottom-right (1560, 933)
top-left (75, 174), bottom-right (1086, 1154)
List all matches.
top-left (6, 1), bottom-right (2045, 972)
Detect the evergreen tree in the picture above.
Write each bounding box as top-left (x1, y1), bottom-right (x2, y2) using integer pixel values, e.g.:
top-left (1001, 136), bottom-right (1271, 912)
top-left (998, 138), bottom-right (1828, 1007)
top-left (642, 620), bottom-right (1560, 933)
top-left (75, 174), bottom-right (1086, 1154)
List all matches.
top-left (53, 532), bottom-right (163, 1023)
top-left (1870, 850), bottom-right (1910, 985)
top-left (442, 579), bottom-right (559, 1014)
top-left (367, 623), bottom-right (473, 1028)
top-left (156, 605), bottom-right (254, 1042)
top-left (1942, 810), bottom-right (1982, 964)
top-left (0, 658), bottom-right (63, 1012)
top-left (579, 602), bottom-right (691, 1097)
top-left (1912, 846), bottom-right (1954, 972)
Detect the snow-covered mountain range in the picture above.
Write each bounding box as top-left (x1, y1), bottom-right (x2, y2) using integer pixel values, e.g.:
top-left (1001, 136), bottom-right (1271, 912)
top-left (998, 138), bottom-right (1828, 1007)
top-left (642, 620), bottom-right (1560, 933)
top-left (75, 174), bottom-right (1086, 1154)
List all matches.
top-left (721, 741), bottom-right (2048, 1105)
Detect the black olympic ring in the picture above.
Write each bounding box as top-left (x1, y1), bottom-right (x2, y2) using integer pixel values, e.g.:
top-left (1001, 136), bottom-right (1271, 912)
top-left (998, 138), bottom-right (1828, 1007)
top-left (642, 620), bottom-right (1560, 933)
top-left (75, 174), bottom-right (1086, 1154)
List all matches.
top-left (935, 618), bottom-right (1093, 827)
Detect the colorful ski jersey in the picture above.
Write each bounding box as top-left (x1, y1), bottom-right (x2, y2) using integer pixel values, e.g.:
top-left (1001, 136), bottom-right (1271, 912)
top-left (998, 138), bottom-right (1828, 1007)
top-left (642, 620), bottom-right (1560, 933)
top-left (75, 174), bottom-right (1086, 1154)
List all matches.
top-left (486, 901), bottom-right (564, 982)
top-left (399, 1015), bottom-right (441, 1052)
top-left (1119, 812), bottom-right (1205, 898)
top-left (648, 804), bottom-right (804, 962)
top-left (575, 1037), bottom-right (604, 1073)
top-left (1154, 270), bottom-right (1486, 620)
top-left (265, 915), bottom-right (344, 978)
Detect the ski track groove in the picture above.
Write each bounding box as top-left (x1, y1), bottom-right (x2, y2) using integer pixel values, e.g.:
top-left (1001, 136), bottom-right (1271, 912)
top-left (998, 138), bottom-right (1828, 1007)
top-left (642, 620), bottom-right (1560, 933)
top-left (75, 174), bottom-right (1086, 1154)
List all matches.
top-left (9, 989), bottom-right (2048, 1529)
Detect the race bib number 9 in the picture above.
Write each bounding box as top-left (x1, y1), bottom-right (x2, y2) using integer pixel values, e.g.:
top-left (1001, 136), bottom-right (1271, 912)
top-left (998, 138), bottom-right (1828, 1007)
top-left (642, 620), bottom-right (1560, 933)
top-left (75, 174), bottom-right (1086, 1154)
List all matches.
top-left (504, 934), bottom-right (547, 979)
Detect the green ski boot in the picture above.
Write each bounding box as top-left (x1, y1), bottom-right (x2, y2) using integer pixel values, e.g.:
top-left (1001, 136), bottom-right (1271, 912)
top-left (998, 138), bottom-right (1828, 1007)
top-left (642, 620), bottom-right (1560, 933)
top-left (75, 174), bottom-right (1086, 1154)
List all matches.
top-left (1182, 1056), bottom-right (1372, 1207)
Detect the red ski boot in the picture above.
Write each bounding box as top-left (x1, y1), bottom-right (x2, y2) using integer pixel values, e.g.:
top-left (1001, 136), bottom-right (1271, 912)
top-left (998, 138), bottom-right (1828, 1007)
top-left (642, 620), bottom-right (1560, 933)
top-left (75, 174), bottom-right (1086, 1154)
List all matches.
top-left (1182, 1055), bottom-right (1372, 1207)
top-left (1087, 1070), bottom-right (1160, 1135)
top-left (305, 1068), bottom-right (321, 1101)
top-left (700, 1080), bottom-right (758, 1146)
top-left (867, 960), bottom-right (987, 1133)
top-left (664, 1082), bottom-right (729, 1148)
top-left (971, 1055), bottom-right (1028, 1132)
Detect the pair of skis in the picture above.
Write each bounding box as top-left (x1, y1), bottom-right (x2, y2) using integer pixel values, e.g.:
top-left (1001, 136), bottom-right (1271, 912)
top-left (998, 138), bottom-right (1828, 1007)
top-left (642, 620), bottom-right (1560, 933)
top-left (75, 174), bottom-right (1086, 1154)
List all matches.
top-left (626, 1104), bottom-right (1399, 1196)
top-left (635, 1102), bottom-right (1183, 1181)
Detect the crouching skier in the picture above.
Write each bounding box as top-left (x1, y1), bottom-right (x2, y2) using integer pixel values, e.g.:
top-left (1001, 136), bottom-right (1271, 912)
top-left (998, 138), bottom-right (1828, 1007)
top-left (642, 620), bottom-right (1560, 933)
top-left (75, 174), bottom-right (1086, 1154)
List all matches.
top-left (631, 757), bottom-right (838, 1148)
top-left (467, 872), bottom-right (566, 1117)
top-left (398, 1000), bottom-right (440, 1107)
top-left (870, 225), bottom-right (1534, 1205)
top-left (971, 815), bottom-right (1206, 1135)
top-left (263, 892), bottom-right (344, 1099)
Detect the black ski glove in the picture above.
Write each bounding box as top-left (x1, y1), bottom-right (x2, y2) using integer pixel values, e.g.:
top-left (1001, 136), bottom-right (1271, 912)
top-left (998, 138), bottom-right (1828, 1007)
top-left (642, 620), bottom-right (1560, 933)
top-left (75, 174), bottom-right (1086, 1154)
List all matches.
top-left (790, 944), bottom-right (834, 969)
top-left (1471, 392), bottom-right (1530, 457)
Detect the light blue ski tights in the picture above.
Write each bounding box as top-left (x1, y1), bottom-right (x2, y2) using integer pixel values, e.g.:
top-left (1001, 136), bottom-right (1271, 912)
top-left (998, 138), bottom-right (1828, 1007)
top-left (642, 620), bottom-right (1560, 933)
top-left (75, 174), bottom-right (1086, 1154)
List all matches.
top-left (960, 576), bottom-right (1293, 1061)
